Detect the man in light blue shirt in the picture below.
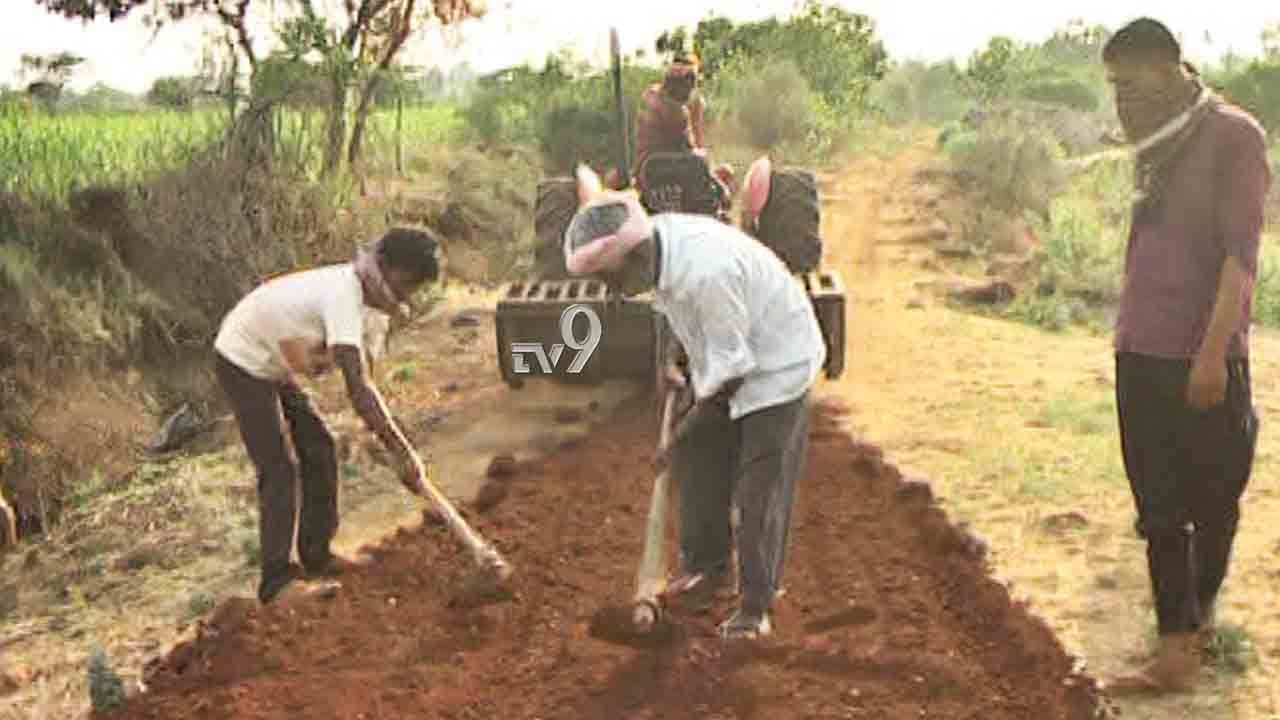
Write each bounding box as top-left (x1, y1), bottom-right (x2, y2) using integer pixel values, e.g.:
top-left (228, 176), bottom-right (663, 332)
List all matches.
top-left (563, 178), bottom-right (826, 639)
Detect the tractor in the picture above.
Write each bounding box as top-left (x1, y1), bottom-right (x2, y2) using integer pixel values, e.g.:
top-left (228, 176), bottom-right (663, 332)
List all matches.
top-left (495, 29), bottom-right (846, 393)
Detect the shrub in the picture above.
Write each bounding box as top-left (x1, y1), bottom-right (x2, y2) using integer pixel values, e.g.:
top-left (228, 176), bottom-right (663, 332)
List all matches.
top-left (1017, 75), bottom-right (1101, 112)
top-left (871, 60), bottom-right (969, 126)
top-left (944, 115), bottom-right (1067, 219)
top-left (717, 59), bottom-right (819, 150)
top-left (87, 648), bottom-right (125, 713)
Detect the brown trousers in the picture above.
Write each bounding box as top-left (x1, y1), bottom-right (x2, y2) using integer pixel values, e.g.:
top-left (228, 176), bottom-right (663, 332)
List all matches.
top-left (215, 351), bottom-right (339, 602)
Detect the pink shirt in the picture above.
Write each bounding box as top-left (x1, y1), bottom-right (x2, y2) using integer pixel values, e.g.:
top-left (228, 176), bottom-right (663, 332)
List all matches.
top-left (1114, 103), bottom-right (1271, 359)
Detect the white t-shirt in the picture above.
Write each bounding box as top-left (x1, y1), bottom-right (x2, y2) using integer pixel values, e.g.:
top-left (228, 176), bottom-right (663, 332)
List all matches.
top-left (214, 263), bottom-right (385, 381)
top-left (652, 213), bottom-right (827, 420)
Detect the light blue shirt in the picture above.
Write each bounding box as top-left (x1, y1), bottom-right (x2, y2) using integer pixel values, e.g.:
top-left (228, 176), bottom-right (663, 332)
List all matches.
top-left (652, 213), bottom-right (826, 420)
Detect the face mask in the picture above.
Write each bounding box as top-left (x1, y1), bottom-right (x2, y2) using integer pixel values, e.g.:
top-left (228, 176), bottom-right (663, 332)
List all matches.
top-left (1114, 73), bottom-right (1196, 144)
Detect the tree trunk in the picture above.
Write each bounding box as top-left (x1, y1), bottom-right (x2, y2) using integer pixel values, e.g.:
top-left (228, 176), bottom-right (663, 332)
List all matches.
top-left (347, 72), bottom-right (384, 171)
top-left (323, 74), bottom-right (349, 177)
top-left (395, 91), bottom-right (404, 175)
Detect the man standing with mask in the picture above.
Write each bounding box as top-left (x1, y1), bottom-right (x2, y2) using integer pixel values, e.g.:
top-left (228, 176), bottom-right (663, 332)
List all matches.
top-left (1102, 18), bottom-right (1270, 694)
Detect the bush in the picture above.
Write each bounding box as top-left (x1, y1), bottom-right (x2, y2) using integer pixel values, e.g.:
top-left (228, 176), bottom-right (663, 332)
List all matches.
top-left (1017, 74), bottom-right (1101, 112)
top-left (460, 58), bottom-right (661, 175)
top-left (716, 59), bottom-right (820, 150)
top-left (1209, 57), bottom-right (1280, 134)
top-left (944, 115), bottom-right (1067, 218)
top-left (147, 76), bottom-right (201, 109)
top-left (393, 143), bottom-right (543, 284)
top-left (87, 648), bottom-right (125, 713)
top-left (871, 60), bottom-right (969, 126)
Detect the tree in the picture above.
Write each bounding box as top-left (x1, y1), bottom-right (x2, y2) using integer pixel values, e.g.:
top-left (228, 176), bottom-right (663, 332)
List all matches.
top-left (1263, 22), bottom-right (1280, 59)
top-left (20, 51), bottom-right (84, 86)
top-left (685, 1), bottom-right (887, 113)
top-left (35, 0), bottom-right (488, 177)
top-left (966, 36), bottom-right (1021, 103)
top-left (147, 76), bottom-right (200, 108)
top-left (655, 26), bottom-right (689, 59)
top-left (19, 51), bottom-right (84, 108)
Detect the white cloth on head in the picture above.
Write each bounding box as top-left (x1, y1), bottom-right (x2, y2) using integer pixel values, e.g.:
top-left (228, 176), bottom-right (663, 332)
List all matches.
top-left (563, 191), bottom-right (653, 275)
top-left (652, 213), bottom-right (826, 420)
top-left (214, 263), bottom-right (387, 381)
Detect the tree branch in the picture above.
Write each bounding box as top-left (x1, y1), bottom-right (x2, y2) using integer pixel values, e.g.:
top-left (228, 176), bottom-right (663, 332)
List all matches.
top-left (217, 0), bottom-right (258, 70)
top-left (377, 0), bottom-right (416, 69)
top-left (343, 0), bottom-right (395, 51)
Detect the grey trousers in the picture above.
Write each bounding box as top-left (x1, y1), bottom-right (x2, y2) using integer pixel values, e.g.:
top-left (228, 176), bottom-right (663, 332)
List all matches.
top-left (673, 390), bottom-right (810, 615)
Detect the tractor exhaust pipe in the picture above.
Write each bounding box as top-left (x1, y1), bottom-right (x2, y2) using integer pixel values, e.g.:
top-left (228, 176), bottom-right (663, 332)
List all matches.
top-left (610, 27), bottom-right (631, 190)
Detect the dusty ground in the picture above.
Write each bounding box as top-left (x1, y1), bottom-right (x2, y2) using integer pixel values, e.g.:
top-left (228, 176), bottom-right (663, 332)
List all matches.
top-left (104, 398), bottom-right (1104, 720)
top-left (821, 136), bottom-right (1280, 719)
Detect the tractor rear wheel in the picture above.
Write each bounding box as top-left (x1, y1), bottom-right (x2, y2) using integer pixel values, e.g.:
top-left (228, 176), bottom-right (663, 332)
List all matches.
top-left (533, 177), bottom-right (578, 279)
top-left (755, 168), bottom-right (822, 273)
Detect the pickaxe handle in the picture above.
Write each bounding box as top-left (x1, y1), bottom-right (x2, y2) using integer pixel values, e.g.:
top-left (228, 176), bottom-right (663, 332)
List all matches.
top-left (634, 389), bottom-right (680, 605)
top-left (419, 475), bottom-right (511, 579)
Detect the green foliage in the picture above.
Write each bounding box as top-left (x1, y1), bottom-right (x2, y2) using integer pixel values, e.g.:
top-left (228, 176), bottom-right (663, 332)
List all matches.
top-left (689, 1), bottom-right (888, 116)
top-left (966, 36), bottom-right (1022, 102)
top-left (1003, 292), bottom-right (1094, 333)
top-left (964, 26), bottom-right (1110, 113)
top-left (64, 84), bottom-right (145, 113)
top-left (87, 647), bottom-right (125, 712)
top-left (1206, 56), bottom-right (1280, 133)
top-left (871, 60), bottom-right (969, 126)
top-left (943, 116), bottom-right (1067, 218)
top-left (20, 51), bottom-right (86, 87)
top-left (238, 528), bottom-right (261, 566)
top-left (0, 109), bottom-right (224, 200)
top-left (186, 590), bottom-right (216, 621)
top-left (461, 53), bottom-right (661, 174)
top-left (147, 76), bottom-right (201, 109)
top-left (1205, 624), bottom-right (1255, 675)
top-left (1250, 251), bottom-right (1280, 328)
top-left (1017, 73), bottom-right (1101, 112)
top-left (716, 59), bottom-right (818, 149)
top-left (458, 2), bottom-right (891, 172)
top-left (655, 27), bottom-right (691, 59)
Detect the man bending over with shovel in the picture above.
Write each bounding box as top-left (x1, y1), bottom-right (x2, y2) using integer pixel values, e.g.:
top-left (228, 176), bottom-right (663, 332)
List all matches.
top-left (564, 168), bottom-right (826, 639)
top-left (214, 227), bottom-right (440, 605)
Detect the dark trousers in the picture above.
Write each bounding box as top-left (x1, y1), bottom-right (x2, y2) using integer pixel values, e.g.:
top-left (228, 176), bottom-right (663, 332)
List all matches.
top-left (1115, 352), bottom-right (1258, 635)
top-left (674, 391), bottom-right (810, 615)
top-left (215, 351), bottom-right (340, 602)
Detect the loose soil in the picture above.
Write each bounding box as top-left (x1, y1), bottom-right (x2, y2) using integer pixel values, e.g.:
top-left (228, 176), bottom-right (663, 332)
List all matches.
top-left (105, 395), bottom-right (1106, 720)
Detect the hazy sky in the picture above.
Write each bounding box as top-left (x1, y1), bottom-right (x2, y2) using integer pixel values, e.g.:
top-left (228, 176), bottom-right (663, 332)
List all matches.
top-left (3, 1), bottom-right (1277, 94)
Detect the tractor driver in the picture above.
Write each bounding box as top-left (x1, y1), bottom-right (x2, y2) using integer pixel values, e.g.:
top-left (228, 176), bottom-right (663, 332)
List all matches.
top-left (633, 54), bottom-right (735, 198)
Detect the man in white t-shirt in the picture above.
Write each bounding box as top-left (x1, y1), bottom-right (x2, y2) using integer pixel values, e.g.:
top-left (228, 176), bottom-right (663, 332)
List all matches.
top-left (563, 170), bottom-right (826, 640)
top-left (213, 227), bottom-right (440, 604)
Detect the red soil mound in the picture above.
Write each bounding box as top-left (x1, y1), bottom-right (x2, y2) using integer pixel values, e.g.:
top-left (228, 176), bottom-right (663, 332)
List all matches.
top-left (105, 397), bottom-right (1104, 720)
